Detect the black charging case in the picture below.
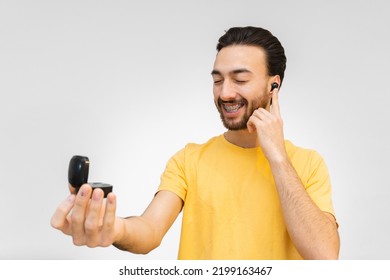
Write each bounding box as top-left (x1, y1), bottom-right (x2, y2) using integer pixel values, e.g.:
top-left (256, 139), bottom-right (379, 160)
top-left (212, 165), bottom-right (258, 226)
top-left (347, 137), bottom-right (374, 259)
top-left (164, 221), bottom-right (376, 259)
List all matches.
top-left (68, 155), bottom-right (113, 198)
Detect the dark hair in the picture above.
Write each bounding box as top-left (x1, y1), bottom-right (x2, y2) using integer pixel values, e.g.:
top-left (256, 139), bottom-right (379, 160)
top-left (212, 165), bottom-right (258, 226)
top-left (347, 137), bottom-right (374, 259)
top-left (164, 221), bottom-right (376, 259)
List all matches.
top-left (217, 26), bottom-right (287, 85)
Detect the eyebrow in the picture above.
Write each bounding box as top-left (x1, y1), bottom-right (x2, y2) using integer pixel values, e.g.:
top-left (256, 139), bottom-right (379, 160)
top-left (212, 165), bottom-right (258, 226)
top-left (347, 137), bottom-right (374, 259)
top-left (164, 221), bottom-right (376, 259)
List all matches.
top-left (211, 68), bottom-right (253, 76)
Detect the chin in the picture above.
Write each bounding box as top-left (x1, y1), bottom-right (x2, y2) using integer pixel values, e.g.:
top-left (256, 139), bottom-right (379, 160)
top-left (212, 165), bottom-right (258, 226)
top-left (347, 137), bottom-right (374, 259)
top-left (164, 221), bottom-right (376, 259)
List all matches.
top-left (222, 119), bottom-right (248, 131)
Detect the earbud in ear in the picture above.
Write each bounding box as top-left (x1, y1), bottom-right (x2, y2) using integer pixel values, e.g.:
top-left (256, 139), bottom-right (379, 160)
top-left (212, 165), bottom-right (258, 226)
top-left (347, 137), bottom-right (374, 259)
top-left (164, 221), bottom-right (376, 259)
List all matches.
top-left (270, 82), bottom-right (279, 106)
top-left (271, 82), bottom-right (279, 91)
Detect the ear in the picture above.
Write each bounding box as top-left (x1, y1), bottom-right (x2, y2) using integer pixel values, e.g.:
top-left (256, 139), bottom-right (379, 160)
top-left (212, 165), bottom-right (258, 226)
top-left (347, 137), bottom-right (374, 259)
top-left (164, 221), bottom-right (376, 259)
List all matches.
top-left (269, 75), bottom-right (281, 94)
top-left (268, 75), bottom-right (281, 107)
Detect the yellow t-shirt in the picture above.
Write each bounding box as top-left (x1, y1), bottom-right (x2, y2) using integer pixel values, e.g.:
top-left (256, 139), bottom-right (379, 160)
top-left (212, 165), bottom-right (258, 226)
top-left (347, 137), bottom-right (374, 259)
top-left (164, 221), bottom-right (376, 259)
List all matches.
top-left (158, 135), bottom-right (335, 260)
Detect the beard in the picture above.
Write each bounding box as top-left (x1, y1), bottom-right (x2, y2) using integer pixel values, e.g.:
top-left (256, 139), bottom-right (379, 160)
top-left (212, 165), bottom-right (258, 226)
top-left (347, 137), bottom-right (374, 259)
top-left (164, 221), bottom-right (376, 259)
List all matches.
top-left (215, 94), bottom-right (269, 131)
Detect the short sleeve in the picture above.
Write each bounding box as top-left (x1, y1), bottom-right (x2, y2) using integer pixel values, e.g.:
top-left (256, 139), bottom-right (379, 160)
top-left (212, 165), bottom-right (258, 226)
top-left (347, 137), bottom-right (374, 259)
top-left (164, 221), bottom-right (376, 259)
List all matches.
top-left (157, 148), bottom-right (188, 202)
top-left (305, 151), bottom-right (335, 217)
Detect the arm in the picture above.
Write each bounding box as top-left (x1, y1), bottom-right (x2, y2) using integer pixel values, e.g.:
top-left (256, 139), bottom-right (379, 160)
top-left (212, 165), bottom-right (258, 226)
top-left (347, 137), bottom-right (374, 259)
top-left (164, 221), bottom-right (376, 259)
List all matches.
top-left (51, 184), bottom-right (182, 254)
top-left (247, 87), bottom-right (340, 259)
top-left (113, 190), bottom-right (183, 254)
top-left (268, 156), bottom-right (339, 259)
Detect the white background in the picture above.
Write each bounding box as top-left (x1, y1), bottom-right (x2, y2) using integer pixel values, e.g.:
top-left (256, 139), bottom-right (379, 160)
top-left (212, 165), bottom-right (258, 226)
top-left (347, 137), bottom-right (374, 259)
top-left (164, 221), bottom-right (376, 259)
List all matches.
top-left (1, 0), bottom-right (389, 260)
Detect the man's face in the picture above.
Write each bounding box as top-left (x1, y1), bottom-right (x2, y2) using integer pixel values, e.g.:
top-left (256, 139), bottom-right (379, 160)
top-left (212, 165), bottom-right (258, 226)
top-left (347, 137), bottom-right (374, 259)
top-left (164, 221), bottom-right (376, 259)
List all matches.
top-left (212, 45), bottom-right (272, 131)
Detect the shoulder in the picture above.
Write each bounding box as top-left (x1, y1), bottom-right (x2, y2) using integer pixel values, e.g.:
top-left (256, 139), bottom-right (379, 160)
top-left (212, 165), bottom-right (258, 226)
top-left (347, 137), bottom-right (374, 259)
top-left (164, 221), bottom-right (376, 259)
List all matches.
top-left (167, 135), bottom-right (222, 165)
top-left (180, 135), bottom-right (222, 157)
top-left (165, 135), bottom-right (221, 176)
top-left (285, 140), bottom-right (328, 180)
top-left (286, 140), bottom-right (324, 164)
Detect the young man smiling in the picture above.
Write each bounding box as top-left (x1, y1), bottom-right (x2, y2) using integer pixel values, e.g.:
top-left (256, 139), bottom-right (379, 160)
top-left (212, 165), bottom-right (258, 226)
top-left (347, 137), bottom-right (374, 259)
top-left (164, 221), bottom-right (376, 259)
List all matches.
top-left (51, 26), bottom-right (340, 260)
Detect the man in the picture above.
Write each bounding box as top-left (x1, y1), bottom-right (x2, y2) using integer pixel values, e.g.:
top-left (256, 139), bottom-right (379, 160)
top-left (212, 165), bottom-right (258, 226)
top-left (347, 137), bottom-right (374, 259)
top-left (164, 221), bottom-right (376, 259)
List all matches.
top-left (51, 26), bottom-right (340, 259)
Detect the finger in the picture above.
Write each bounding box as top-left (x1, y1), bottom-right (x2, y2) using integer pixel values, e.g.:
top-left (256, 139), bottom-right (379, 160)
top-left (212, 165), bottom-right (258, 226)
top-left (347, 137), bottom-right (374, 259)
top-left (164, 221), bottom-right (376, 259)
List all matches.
top-left (101, 192), bottom-right (117, 246)
top-left (50, 194), bottom-right (76, 234)
top-left (71, 184), bottom-right (92, 245)
top-left (247, 114), bottom-right (262, 133)
top-left (84, 188), bottom-right (104, 247)
top-left (68, 184), bottom-right (77, 195)
top-left (247, 116), bottom-right (256, 133)
top-left (252, 108), bottom-right (272, 120)
top-left (271, 88), bottom-right (281, 116)
top-left (247, 109), bottom-right (265, 130)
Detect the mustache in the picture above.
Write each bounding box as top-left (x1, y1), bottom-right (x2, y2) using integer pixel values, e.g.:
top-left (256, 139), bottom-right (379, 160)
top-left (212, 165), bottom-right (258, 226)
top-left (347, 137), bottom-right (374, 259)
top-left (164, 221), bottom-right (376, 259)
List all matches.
top-left (217, 98), bottom-right (248, 106)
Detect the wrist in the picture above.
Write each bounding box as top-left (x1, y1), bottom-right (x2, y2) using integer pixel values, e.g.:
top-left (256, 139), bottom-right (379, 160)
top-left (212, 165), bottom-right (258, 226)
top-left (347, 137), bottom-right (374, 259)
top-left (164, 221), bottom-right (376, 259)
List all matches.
top-left (113, 217), bottom-right (127, 246)
top-left (266, 149), bottom-right (289, 166)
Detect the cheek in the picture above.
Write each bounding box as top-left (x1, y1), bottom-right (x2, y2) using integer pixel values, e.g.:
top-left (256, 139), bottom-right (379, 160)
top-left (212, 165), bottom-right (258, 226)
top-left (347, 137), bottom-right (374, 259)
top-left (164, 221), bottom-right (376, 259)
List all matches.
top-left (254, 83), bottom-right (269, 98)
top-left (238, 85), bottom-right (259, 101)
top-left (212, 86), bottom-right (217, 96)
top-left (246, 88), bottom-right (270, 107)
top-left (212, 86), bottom-right (220, 100)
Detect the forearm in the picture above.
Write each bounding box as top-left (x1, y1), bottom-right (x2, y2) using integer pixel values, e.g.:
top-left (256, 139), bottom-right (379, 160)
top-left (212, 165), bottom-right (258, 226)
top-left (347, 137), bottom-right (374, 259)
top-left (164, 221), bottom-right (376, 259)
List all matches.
top-left (113, 216), bottom-right (162, 254)
top-left (113, 191), bottom-right (182, 255)
top-left (269, 158), bottom-right (340, 259)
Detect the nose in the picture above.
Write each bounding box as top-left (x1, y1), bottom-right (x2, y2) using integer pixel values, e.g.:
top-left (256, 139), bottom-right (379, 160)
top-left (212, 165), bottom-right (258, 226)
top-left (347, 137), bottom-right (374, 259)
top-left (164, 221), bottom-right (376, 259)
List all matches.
top-left (218, 80), bottom-right (237, 101)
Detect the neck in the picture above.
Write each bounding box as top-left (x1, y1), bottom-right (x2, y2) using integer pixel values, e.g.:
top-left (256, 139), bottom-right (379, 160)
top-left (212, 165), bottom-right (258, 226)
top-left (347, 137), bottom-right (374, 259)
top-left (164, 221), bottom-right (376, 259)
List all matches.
top-left (224, 129), bottom-right (258, 148)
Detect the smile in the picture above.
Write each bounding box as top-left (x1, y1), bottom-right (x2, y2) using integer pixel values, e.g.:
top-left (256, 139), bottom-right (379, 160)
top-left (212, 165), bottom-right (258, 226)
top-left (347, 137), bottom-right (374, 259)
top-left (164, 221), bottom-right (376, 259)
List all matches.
top-left (223, 103), bottom-right (242, 113)
top-left (221, 100), bottom-right (245, 113)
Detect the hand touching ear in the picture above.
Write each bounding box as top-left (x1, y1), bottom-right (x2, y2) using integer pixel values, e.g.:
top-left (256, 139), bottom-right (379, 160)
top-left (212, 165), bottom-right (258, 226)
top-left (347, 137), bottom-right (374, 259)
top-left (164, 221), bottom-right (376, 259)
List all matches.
top-left (247, 87), bottom-right (287, 163)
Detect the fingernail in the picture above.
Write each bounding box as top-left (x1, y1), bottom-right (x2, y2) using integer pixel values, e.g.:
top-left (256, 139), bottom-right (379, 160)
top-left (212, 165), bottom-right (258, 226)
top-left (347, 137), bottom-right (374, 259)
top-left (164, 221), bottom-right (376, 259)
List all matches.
top-left (107, 193), bottom-right (116, 204)
top-left (79, 185), bottom-right (89, 197)
top-left (92, 189), bottom-right (103, 201)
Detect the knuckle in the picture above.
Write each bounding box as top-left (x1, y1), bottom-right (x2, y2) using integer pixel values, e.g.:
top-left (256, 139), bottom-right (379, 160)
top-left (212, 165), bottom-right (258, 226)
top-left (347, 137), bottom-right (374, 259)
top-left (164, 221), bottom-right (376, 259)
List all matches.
top-left (100, 235), bottom-right (114, 247)
top-left (74, 197), bottom-right (87, 208)
top-left (84, 220), bottom-right (98, 234)
top-left (71, 214), bottom-right (84, 225)
top-left (86, 240), bottom-right (98, 248)
top-left (72, 237), bottom-right (85, 246)
top-left (104, 219), bottom-right (114, 229)
top-left (100, 240), bottom-right (112, 248)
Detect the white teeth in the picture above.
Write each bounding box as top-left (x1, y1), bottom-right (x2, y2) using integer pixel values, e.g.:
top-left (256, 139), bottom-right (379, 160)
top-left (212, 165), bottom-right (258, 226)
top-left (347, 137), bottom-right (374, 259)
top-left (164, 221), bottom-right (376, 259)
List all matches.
top-left (223, 104), bottom-right (242, 112)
